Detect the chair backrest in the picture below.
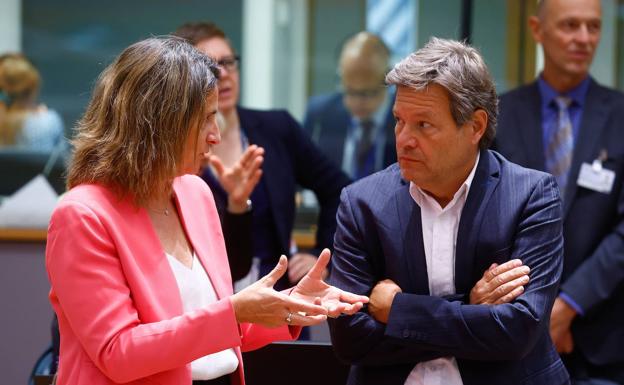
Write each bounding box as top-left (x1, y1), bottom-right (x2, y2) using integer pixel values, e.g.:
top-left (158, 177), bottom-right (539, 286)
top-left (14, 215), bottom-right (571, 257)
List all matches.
top-left (0, 149), bottom-right (67, 196)
top-left (29, 345), bottom-right (54, 385)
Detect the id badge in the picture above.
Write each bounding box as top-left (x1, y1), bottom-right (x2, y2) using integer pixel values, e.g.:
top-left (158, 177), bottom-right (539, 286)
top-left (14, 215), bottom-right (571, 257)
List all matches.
top-left (576, 161), bottom-right (615, 194)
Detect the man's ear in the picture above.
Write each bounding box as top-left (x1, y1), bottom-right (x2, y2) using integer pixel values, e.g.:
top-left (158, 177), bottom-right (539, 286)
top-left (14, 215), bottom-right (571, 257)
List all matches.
top-left (470, 109), bottom-right (488, 145)
top-left (528, 15), bottom-right (542, 44)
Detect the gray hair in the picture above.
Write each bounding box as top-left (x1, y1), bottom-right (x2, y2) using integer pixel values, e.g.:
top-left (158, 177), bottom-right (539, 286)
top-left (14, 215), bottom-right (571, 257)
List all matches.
top-left (385, 37), bottom-right (497, 149)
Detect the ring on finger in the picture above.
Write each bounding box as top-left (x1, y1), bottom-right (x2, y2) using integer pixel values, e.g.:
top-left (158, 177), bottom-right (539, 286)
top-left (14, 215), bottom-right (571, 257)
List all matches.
top-left (286, 312), bottom-right (293, 324)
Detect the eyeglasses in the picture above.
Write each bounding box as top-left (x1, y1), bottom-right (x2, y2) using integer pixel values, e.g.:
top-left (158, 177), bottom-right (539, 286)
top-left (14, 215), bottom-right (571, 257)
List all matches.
top-left (215, 55), bottom-right (240, 72)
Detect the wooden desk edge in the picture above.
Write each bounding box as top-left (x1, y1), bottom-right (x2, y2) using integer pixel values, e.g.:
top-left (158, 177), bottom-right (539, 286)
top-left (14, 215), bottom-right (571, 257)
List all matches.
top-left (1, 228), bottom-right (314, 245)
top-left (0, 228), bottom-right (48, 242)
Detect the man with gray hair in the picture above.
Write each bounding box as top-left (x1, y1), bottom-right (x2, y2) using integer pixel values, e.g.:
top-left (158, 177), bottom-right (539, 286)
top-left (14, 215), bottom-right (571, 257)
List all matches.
top-left (328, 37), bottom-right (570, 385)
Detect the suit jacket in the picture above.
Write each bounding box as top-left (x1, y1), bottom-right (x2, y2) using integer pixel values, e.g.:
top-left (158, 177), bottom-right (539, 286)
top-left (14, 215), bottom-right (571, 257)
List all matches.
top-left (46, 175), bottom-right (298, 385)
top-left (328, 150), bottom-right (570, 385)
top-left (302, 92), bottom-right (396, 176)
top-left (494, 79), bottom-right (624, 366)
top-left (203, 107), bottom-right (351, 262)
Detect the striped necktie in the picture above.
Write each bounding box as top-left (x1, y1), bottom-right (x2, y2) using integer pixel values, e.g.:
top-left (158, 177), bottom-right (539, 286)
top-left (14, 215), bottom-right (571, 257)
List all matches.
top-left (545, 96), bottom-right (574, 199)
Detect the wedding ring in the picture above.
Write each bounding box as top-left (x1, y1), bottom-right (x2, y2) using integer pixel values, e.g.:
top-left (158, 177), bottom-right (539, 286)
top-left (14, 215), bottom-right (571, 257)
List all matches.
top-left (286, 312), bottom-right (293, 324)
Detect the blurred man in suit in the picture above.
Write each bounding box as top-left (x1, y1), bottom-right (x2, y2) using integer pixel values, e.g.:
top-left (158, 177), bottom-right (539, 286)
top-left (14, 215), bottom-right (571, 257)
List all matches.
top-left (303, 32), bottom-right (396, 180)
top-left (495, 0), bottom-right (624, 383)
top-left (328, 37), bottom-right (569, 385)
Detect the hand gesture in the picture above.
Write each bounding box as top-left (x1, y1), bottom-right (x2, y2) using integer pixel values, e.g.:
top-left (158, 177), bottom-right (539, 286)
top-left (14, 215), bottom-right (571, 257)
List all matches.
top-left (290, 249), bottom-right (369, 318)
top-left (469, 259), bottom-right (530, 305)
top-left (288, 252), bottom-right (322, 284)
top-left (230, 256), bottom-right (328, 328)
top-left (209, 145), bottom-right (264, 213)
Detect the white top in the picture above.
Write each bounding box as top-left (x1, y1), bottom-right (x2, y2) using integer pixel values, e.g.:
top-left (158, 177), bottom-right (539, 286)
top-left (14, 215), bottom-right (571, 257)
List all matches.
top-left (166, 253), bottom-right (239, 380)
top-left (404, 153), bottom-right (480, 385)
top-left (17, 108), bottom-right (64, 151)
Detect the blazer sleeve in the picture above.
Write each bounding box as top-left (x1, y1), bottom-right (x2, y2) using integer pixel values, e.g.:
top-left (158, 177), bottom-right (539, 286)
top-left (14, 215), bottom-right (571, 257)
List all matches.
top-left (46, 199), bottom-right (288, 383)
top-left (328, 187), bottom-right (448, 365)
top-left (560, 181), bottom-right (624, 313)
top-left (285, 111), bottom-right (351, 253)
top-left (302, 98), bottom-right (319, 136)
top-left (222, 210), bottom-right (254, 282)
top-left (329, 174), bottom-right (564, 365)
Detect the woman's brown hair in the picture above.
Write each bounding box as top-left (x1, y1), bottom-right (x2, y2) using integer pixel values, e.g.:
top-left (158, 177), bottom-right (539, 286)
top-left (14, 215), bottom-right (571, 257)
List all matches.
top-left (67, 36), bottom-right (218, 206)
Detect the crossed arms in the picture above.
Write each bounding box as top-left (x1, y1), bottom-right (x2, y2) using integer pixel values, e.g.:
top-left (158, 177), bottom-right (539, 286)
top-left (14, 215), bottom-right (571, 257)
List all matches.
top-left (328, 174), bottom-right (563, 366)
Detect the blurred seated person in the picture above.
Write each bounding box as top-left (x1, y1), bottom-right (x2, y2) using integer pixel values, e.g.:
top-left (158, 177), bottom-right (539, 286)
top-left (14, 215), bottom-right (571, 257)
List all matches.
top-left (174, 22), bottom-right (351, 292)
top-left (46, 36), bottom-right (367, 385)
top-left (303, 32), bottom-right (396, 180)
top-left (0, 53), bottom-right (64, 151)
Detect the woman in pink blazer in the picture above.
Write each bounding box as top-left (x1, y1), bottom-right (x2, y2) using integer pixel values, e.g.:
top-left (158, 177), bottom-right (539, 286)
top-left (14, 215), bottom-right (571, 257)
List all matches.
top-left (45, 37), bottom-right (367, 385)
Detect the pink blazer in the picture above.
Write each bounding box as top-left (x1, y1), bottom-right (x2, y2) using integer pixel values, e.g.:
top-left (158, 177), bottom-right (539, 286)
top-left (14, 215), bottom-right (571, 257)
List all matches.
top-left (46, 175), bottom-right (298, 385)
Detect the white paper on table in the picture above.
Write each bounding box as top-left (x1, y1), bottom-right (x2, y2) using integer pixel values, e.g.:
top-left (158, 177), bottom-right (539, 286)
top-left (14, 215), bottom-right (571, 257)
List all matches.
top-left (0, 174), bottom-right (59, 228)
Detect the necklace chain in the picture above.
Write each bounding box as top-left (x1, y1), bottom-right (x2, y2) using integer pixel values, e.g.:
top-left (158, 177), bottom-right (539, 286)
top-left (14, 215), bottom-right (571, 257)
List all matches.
top-left (148, 205), bottom-right (170, 216)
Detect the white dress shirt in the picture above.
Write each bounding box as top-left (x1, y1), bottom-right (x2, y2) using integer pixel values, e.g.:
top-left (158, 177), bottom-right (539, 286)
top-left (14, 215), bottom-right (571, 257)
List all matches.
top-left (167, 253), bottom-right (239, 380)
top-left (404, 153), bottom-right (480, 385)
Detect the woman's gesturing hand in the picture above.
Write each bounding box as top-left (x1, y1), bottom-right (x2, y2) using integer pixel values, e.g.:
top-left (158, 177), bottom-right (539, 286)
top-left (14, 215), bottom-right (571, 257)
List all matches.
top-left (290, 249), bottom-right (369, 318)
top-left (230, 256), bottom-right (328, 328)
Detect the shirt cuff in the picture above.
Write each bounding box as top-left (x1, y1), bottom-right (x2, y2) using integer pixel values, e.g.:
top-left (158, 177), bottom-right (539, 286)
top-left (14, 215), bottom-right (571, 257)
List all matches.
top-left (559, 292), bottom-right (584, 316)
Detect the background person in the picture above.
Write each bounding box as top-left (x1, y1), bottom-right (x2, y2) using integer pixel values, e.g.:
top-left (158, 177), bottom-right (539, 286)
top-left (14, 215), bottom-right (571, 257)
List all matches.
top-left (174, 22), bottom-right (351, 291)
top-left (494, 0), bottom-right (624, 383)
top-left (46, 36), bottom-right (367, 385)
top-left (328, 37), bottom-right (568, 385)
top-left (0, 53), bottom-right (64, 151)
top-left (303, 31), bottom-right (396, 180)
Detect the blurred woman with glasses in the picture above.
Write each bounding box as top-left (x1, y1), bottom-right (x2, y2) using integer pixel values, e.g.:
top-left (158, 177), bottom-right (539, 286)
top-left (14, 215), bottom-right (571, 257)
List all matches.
top-left (174, 23), bottom-right (351, 294)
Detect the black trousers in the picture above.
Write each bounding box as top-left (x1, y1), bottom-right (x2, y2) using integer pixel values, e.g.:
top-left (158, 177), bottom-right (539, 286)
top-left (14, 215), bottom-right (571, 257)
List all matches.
top-left (193, 375), bottom-right (231, 385)
top-left (563, 351), bottom-right (624, 385)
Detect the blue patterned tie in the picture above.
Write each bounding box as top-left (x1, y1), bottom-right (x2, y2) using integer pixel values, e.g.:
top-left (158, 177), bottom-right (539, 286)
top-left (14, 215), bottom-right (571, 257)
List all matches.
top-left (545, 96), bottom-right (574, 199)
top-left (355, 120), bottom-right (374, 179)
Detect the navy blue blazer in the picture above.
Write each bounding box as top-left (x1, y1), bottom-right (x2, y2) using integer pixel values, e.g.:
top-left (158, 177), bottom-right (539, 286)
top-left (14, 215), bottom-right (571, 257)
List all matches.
top-left (495, 79), bottom-right (624, 366)
top-left (328, 150), bottom-right (570, 385)
top-left (302, 91), bottom-right (396, 176)
top-left (203, 107), bottom-right (350, 262)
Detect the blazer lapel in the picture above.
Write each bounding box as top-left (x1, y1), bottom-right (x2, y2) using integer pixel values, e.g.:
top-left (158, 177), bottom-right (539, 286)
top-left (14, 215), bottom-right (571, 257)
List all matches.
top-left (518, 83), bottom-right (546, 171)
top-left (394, 180), bottom-right (430, 295)
top-left (173, 179), bottom-right (232, 299)
top-left (562, 80), bottom-right (609, 218)
top-left (455, 151), bottom-right (501, 294)
top-left (322, 105), bottom-right (350, 167)
top-left (239, 108), bottom-right (290, 253)
top-left (117, 196), bottom-right (184, 318)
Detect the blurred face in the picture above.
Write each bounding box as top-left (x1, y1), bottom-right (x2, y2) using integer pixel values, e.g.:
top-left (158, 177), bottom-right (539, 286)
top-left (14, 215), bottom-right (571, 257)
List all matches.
top-left (530, 0), bottom-right (601, 86)
top-left (179, 92), bottom-right (220, 175)
top-left (341, 61), bottom-right (386, 120)
top-left (394, 84), bottom-right (484, 201)
top-left (195, 37), bottom-right (240, 115)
